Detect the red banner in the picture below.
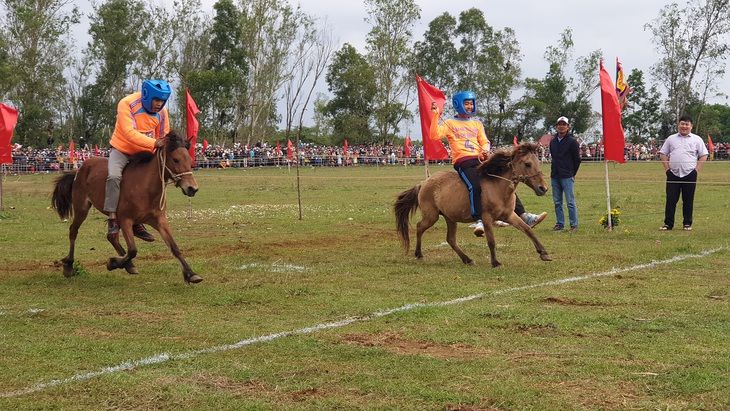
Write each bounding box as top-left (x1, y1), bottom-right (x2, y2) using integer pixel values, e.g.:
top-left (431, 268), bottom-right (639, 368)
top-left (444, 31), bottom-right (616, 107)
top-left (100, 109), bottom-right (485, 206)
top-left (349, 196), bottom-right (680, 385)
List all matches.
top-left (415, 74), bottom-right (449, 160)
top-left (708, 134), bottom-right (714, 152)
top-left (0, 103), bottom-right (19, 164)
top-left (287, 139), bottom-right (293, 160)
top-left (599, 60), bottom-right (626, 163)
top-left (203, 139), bottom-right (209, 153)
top-left (405, 137), bottom-right (411, 157)
top-left (186, 89), bottom-right (201, 166)
top-left (513, 136), bottom-right (518, 146)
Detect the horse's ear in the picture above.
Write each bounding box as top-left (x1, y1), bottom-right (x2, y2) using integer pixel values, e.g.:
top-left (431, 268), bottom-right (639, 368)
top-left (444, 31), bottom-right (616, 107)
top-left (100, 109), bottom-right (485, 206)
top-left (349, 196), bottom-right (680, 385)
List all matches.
top-left (186, 136), bottom-right (194, 150)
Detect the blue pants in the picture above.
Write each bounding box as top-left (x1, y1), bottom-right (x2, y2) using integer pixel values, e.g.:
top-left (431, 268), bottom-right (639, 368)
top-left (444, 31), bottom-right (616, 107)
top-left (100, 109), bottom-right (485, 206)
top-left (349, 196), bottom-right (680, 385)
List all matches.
top-left (551, 177), bottom-right (578, 228)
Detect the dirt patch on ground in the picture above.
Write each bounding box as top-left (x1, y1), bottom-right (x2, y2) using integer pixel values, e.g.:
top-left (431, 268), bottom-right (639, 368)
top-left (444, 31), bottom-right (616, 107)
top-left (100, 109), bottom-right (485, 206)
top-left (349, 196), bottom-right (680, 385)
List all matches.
top-left (338, 331), bottom-right (493, 359)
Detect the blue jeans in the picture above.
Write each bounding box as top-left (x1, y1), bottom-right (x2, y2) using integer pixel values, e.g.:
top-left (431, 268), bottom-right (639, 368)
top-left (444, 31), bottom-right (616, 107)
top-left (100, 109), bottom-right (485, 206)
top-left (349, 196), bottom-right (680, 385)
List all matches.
top-left (551, 177), bottom-right (578, 228)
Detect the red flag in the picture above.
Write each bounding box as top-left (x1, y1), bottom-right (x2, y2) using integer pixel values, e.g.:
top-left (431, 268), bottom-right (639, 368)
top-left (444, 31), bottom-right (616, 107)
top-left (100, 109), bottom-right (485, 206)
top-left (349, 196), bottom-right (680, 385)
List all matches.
top-left (708, 134), bottom-right (714, 152)
top-left (513, 136), bottom-right (518, 146)
top-left (276, 140), bottom-right (281, 155)
top-left (344, 139), bottom-right (348, 155)
top-left (287, 139), bottom-right (293, 160)
top-left (599, 60), bottom-right (626, 163)
top-left (203, 139), bottom-right (209, 152)
top-left (0, 103), bottom-right (19, 164)
top-left (405, 137), bottom-right (412, 157)
top-left (186, 88), bottom-right (201, 166)
top-left (69, 139), bottom-right (75, 156)
top-left (415, 73), bottom-right (449, 160)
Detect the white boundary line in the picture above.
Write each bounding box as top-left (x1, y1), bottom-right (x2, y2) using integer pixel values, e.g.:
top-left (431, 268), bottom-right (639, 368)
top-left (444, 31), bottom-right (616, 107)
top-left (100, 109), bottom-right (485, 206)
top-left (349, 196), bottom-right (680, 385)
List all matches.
top-left (2, 247), bottom-right (725, 398)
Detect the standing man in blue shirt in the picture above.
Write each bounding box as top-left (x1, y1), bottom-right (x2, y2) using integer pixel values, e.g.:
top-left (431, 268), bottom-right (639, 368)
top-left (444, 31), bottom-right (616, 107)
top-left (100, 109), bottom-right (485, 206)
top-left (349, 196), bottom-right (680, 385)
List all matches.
top-left (549, 116), bottom-right (581, 232)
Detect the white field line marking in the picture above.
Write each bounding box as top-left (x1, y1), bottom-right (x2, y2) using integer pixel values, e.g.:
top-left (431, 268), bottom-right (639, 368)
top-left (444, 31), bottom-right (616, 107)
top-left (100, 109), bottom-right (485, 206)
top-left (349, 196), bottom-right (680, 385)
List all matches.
top-left (2, 247), bottom-right (725, 398)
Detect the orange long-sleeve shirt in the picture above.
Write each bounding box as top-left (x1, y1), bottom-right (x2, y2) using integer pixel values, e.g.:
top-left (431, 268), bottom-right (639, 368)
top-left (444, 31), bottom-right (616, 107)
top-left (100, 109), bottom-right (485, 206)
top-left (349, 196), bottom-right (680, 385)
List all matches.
top-left (109, 92), bottom-right (170, 155)
top-left (430, 108), bottom-right (490, 165)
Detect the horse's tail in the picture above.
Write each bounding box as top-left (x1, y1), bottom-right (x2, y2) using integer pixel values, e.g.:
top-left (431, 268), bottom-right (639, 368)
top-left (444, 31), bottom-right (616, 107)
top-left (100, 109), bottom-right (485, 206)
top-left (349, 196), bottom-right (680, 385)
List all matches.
top-left (393, 184), bottom-right (421, 252)
top-left (52, 172), bottom-right (76, 220)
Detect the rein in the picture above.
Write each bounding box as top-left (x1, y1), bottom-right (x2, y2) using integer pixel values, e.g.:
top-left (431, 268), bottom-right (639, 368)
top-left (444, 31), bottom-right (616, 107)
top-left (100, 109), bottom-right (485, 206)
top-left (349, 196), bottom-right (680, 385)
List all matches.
top-left (157, 147), bottom-right (194, 210)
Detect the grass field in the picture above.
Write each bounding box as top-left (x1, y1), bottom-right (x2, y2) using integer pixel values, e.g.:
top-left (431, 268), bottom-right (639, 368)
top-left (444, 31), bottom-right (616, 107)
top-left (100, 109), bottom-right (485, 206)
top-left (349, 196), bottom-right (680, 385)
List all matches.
top-left (1, 160), bottom-right (729, 410)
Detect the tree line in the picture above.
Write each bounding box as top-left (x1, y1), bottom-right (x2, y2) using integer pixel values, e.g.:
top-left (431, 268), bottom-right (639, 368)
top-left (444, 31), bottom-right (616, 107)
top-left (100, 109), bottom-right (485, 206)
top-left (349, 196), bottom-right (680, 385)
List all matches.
top-left (2, 0), bottom-right (730, 150)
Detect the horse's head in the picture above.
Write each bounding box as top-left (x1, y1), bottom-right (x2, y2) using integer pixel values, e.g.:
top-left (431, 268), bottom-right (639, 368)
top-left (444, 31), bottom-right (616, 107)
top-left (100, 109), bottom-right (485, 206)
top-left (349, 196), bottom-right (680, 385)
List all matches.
top-left (161, 130), bottom-right (199, 197)
top-left (477, 143), bottom-right (547, 195)
top-left (509, 143), bottom-right (548, 196)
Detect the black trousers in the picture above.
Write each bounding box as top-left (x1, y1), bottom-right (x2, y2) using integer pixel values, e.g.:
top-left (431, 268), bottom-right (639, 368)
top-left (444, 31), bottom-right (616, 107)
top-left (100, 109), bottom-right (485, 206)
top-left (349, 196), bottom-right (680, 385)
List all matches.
top-left (664, 169), bottom-right (698, 229)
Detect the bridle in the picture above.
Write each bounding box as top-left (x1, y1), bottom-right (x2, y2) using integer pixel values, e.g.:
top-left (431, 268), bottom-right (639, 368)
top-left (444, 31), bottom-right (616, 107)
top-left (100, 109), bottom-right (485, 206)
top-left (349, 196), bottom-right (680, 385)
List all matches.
top-left (486, 155), bottom-right (543, 190)
top-left (156, 146), bottom-right (193, 210)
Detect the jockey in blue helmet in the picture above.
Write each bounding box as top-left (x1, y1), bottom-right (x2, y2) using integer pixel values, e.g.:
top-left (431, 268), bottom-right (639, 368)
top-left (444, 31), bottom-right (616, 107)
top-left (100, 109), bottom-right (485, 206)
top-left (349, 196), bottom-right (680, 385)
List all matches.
top-left (452, 90), bottom-right (477, 117)
top-left (141, 80), bottom-right (172, 113)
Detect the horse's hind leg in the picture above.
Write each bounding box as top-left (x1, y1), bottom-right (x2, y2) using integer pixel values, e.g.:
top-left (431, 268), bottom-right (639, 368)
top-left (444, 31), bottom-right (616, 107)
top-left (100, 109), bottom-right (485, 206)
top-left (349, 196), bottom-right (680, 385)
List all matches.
top-left (106, 230), bottom-right (138, 274)
top-left (62, 200), bottom-right (91, 277)
top-left (445, 219), bottom-right (473, 265)
top-left (414, 208), bottom-right (440, 260)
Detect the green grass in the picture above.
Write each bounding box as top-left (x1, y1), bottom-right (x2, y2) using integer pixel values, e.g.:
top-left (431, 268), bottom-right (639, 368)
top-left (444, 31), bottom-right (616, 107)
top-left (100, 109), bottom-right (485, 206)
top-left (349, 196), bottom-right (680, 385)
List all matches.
top-left (1, 161), bottom-right (729, 410)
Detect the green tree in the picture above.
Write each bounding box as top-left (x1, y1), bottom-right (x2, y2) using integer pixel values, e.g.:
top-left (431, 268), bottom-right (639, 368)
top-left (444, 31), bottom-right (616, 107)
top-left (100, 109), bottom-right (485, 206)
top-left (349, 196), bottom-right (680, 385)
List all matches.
top-left (364, 0), bottom-right (420, 142)
top-left (79, 0), bottom-right (153, 145)
top-left (325, 43), bottom-right (376, 144)
top-left (1, 0), bottom-right (79, 148)
top-left (621, 69), bottom-right (664, 143)
top-left (412, 12), bottom-right (458, 91)
top-left (239, 0), bottom-right (300, 147)
top-left (646, 0), bottom-right (730, 122)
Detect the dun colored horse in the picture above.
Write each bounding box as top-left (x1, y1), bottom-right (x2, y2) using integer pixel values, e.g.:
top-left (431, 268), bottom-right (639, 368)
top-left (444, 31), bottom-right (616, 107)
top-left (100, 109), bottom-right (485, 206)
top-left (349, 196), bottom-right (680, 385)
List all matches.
top-left (52, 130), bottom-right (202, 283)
top-left (394, 143), bottom-right (552, 267)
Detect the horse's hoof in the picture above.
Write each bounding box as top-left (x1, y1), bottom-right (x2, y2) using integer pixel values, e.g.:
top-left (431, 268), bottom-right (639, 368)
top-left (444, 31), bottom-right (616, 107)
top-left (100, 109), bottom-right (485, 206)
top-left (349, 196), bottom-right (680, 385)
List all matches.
top-left (62, 266), bottom-right (74, 278)
top-left (540, 254), bottom-right (552, 262)
top-left (491, 261), bottom-right (502, 268)
top-left (125, 266), bottom-right (139, 275)
top-left (186, 274), bottom-right (203, 284)
top-left (464, 259), bottom-right (474, 265)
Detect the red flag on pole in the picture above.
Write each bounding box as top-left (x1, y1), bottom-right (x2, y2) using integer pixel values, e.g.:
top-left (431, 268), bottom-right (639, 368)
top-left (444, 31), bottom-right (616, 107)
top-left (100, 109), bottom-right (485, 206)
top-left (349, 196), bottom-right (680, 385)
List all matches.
top-left (344, 139), bottom-right (348, 155)
top-left (203, 139), bottom-right (209, 153)
top-left (287, 139), bottom-right (293, 160)
top-left (69, 139), bottom-right (75, 156)
top-left (599, 60), bottom-right (626, 163)
top-left (0, 103), bottom-right (19, 164)
top-left (513, 136), bottom-right (518, 146)
top-left (405, 137), bottom-right (412, 157)
top-left (415, 74), bottom-right (449, 161)
top-left (94, 145), bottom-right (99, 157)
top-left (708, 134), bottom-right (714, 152)
top-left (186, 88), bottom-right (201, 166)
top-left (276, 140), bottom-right (281, 155)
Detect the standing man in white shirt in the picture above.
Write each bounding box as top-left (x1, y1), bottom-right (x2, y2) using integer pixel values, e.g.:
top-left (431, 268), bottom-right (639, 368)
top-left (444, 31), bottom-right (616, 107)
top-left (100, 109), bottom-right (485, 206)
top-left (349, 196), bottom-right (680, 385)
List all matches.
top-left (659, 115), bottom-right (709, 231)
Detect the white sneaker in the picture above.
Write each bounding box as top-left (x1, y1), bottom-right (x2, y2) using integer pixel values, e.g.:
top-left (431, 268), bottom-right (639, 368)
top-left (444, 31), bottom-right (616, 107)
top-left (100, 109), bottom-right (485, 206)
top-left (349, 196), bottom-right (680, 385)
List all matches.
top-left (473, 220), bottom-right (485, 237)
top-left (522, 212), bottom-right (547, 228)
top-left (495, 220), bottom-right (510, 227)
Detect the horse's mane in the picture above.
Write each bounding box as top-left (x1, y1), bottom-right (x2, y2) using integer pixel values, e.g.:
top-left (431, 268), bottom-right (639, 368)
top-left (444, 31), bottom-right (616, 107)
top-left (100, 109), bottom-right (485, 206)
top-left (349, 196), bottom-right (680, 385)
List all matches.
top-left (128, 130), bottom-right (188, 165)
top-left (477, 142), bottom-right (538, 178)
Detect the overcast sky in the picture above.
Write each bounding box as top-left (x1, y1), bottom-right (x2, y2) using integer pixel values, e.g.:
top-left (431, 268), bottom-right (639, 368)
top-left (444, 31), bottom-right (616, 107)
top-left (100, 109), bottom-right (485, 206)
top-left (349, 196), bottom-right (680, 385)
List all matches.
top-left (72, 0), bottom-right (729, 137)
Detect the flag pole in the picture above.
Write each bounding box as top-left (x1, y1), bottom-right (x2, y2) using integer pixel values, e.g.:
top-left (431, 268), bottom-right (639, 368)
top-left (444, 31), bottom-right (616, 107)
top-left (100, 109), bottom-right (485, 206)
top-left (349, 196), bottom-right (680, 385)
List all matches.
top-left (604, 161), bottom-right (613, 232)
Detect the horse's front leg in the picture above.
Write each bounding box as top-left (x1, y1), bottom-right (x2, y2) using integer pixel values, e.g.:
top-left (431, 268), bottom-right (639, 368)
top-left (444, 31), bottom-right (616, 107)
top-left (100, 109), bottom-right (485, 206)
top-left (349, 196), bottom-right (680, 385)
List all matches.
top-left (483, 224), bottom-right (501, 268)
top-left (155, 217), bottom-right (202, 284)
top-left (505, 213), bottom-right (552, 261)
top-left (107, 220), bottom-right (138, 273)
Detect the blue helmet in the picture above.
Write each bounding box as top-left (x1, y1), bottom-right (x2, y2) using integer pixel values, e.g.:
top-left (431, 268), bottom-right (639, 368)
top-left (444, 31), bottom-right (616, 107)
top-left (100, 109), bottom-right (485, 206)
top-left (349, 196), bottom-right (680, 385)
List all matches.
top-left (452, 90), bottom-right (477, 116)
top-left (141, 80), bottom-right (171, 113)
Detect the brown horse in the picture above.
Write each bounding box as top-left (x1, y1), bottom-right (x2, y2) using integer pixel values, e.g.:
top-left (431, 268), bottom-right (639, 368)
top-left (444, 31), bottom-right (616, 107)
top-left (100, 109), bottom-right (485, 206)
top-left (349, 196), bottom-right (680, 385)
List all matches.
top-left (52, 130), bottom-right (202, 283)
top-left (394, 142), bottom-right (552, 267)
